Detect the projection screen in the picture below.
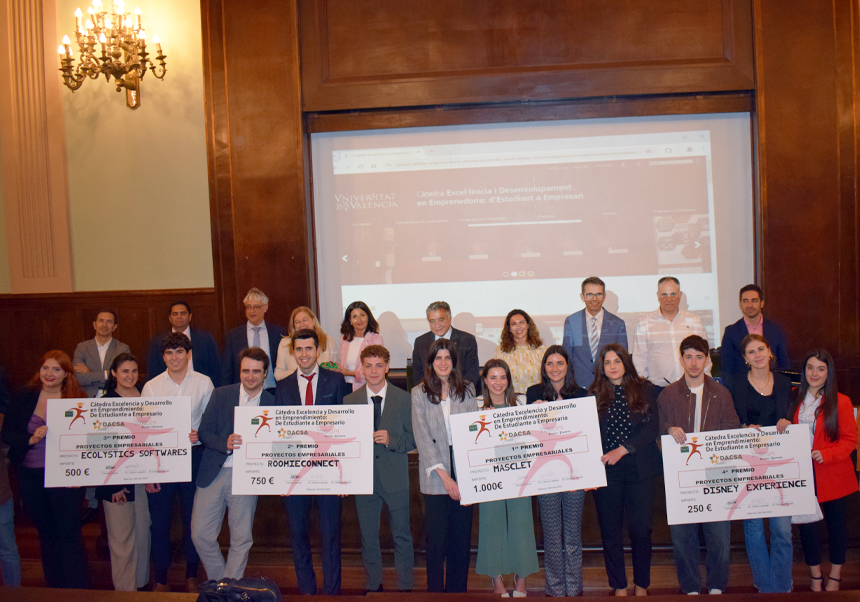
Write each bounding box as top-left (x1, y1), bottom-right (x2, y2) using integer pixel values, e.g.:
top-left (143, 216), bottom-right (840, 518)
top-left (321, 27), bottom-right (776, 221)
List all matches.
top-left (310, 113), bottom-right (754, 369)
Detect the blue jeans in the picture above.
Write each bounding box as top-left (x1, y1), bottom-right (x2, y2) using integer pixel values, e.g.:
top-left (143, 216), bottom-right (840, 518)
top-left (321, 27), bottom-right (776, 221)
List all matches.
top-left (0, 498), bottom-right (21, 587)
top-left (669, 521), bottom-right (730, 594)
top-left (744, 516), bottom-right (792, 593)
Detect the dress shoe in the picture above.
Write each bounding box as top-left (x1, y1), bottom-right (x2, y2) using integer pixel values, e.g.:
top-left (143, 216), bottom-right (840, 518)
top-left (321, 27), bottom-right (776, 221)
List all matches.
top-left (186, 577), bottom-right (200, 593)
top-left (153, 582), bottom-right (170, 593)
top-left (366, 585), bottom-right (384, 594)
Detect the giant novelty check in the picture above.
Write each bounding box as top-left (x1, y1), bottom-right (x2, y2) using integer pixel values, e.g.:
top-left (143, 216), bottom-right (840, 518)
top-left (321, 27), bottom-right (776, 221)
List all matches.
top-left (662, 425), bottom-right (817, 525)
top-left (45, 396), bottom-right (192, 487)
top-left (231, 405), bottom-right (373, 495)
top-left (450, 398), bottom-right (606, 505)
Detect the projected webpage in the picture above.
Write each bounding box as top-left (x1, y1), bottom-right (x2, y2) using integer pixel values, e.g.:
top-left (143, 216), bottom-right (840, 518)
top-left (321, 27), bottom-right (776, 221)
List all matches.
top-left (312, 116), bottom-right (753, 368)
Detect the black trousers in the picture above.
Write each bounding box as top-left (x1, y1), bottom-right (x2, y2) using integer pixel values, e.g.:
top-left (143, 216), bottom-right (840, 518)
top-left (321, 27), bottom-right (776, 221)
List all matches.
top-left (18, 466), bottom-right (89, 588)
top-left (423, 493), bottom-right (473, 592)
top-left (592, 456), bottom-right (654, 589)
top-left (798, 495), bottom-right (848, 566)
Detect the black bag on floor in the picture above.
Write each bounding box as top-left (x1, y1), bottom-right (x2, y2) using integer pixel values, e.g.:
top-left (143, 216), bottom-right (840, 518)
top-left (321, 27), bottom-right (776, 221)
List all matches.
top-left (196, 577), bottom-right (282, 602)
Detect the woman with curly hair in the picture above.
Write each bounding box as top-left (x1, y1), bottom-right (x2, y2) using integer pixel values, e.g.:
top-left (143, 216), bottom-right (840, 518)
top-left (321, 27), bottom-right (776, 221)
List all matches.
top-left (1, 350), bottom-right (90, 588)
top-left (492, 309), bottom-right (546, 394)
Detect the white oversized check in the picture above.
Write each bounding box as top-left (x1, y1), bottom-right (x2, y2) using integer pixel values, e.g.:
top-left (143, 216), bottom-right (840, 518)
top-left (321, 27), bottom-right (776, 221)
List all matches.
top-left (231, 405), bottom-right (373, 495)
top-left (450, 397), bottom-right (606, 505)
top-left (661, 425), bottom-right (817, 525)
top-left (45, 396), bottom-right (192, 487)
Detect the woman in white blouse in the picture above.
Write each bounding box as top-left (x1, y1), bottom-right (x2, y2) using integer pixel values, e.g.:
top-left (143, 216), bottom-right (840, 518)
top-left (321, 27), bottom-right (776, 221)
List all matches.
top-left (492, 309), bottom-right (546, 394)
top-left (337, 301), bottom-right (383, 391)
top-left (274, 306), bottom-right (332, 381)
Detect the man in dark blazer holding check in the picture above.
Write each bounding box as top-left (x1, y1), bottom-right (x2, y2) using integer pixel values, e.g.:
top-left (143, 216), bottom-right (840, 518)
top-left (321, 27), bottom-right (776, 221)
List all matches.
top-left (192, 347), bottom-right (275, 581)
top-left (221, 288), bottom-right (286, 393)
top-left (344, 344), bottom-right (415, 593)
top-left (275, 328), bottom-right (351, 596)
top-left (563, 277), bottom-right (628, 387)
top-left (412, 301), bottom-right (480, 394)
top-left (720, 284), bottom-right (789, 388)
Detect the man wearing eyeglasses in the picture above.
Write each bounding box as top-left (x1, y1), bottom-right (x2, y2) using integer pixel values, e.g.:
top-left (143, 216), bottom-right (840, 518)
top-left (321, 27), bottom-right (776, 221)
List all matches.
top-left (562, 277), bottom-right (628, 386)
top-left (632, 277), bottom-right (709, 393)
top-left (221, 288), bottom-right (286, 395)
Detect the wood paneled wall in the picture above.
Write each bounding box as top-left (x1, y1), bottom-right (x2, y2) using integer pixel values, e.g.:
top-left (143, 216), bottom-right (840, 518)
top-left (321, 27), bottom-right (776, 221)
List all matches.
top-left (0, 289), bottom-right (220, 389)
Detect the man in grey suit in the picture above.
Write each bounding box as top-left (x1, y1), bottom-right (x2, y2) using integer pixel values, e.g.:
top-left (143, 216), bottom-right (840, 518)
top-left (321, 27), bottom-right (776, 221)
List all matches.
top-left (562, 277), bottom-right (628, 387)
top-left (73, 309), bottom-right (131, 397)
top-left (191, 346), bottom-right (274, 581)
top-left (345, 345), bottom-right (415, 593)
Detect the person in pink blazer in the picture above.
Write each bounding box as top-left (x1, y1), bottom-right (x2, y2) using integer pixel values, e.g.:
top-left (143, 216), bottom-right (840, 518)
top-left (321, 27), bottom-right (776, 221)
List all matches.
top-left (337, 301), bottom-right (384, 391)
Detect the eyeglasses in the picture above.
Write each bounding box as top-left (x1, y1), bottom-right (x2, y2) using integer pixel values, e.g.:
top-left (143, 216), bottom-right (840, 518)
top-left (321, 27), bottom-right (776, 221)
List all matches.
top-left (583, 293), bottom-right (605, 300)
top-left (245, 304), bottom-right (264, 311)
top-left (659, 293), bottom-right (679, 299)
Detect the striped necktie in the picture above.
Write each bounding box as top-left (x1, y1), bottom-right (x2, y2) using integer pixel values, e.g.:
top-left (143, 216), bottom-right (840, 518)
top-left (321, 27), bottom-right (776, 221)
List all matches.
top-left (589, 317), bottom-right (599, 361)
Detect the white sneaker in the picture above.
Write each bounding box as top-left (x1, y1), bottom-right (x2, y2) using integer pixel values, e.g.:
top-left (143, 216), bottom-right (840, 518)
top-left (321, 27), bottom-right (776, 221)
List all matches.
top-left (708, 589), bottom-right (723, 595)
top-left (686, 592), bottom-right (700, 595)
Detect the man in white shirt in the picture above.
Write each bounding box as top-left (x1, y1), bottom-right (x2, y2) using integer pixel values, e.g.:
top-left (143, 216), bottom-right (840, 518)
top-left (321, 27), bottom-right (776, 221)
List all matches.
top-left (274, 329), bottom-right (350, 595)
top-left (73, 309), bottom-right (131, 397)
top-left (344, 345), bottom-right (415, 593)
top-left (192, 347), bottom-right (274, 581)
top-left (142, 332), bottom-right (215, 593)
top-left (632, 277), bottom-right (709, 392)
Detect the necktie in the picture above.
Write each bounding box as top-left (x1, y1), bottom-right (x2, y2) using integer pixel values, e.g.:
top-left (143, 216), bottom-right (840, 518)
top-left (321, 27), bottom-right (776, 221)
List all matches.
top-left (252, 326), bottom-right (261, 349)
top-left (589, 317), bottom-right (599, 361)
top-left (371, 395), bottom-right (382, 432)
top-left (302, 374), bottom-right (313, 406)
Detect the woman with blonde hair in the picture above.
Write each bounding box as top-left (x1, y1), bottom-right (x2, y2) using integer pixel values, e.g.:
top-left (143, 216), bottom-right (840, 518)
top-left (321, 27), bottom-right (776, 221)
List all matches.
top-left (1, 350), bottom-right (89, 588)
top-left (274, 306), bottom-right (333, 380)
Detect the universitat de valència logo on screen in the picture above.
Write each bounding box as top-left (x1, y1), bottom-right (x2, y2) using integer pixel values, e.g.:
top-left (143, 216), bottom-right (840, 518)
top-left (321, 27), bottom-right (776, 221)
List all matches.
top-left (334, 193), bottom-right (398, 212)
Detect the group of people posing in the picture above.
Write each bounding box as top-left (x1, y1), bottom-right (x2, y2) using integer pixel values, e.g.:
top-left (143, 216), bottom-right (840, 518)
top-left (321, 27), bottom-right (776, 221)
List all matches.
top-left (0, 277), bottom-right (856, 597)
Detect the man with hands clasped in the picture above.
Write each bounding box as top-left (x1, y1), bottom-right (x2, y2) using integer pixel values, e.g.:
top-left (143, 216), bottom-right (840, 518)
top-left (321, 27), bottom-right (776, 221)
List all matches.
top-left (192, 347), bottom-right (275, 581)
top-left (657, 335), bottom-right (739, 596)
top-left (345, 345), bottom-right (416, 593)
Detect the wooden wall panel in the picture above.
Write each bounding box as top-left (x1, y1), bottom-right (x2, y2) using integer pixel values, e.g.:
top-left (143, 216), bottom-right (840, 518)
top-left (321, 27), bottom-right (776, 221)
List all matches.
top-left (300, 0), bottom-right (755, 111)
top-left (754, 0), bottom-right (860, 400)
top-left (201, 0), bottom-right (309, 335)
top-left (0, 289), bottom-right (219, 390)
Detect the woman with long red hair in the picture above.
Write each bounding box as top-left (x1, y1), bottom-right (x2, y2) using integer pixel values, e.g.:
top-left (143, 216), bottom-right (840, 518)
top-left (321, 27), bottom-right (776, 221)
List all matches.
top-left (1, 350), bottom-right (90, 588)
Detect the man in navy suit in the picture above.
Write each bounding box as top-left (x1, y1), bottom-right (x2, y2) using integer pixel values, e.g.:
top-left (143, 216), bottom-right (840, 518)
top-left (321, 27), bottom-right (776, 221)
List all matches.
top-left (147, 301), bottom-right (222, 386)
top-left (192, 346), bottom-right (275, 581)
top-left (562, 277), bottom-right (628, 387)
top-left (275, 329), bottom-right (351, 596)
top-left (720, 284), bottom-right (790, 388)
top-left (411, 301), bottom-right (480, 394)
top-left (221, 288), bottom-right (286, 394)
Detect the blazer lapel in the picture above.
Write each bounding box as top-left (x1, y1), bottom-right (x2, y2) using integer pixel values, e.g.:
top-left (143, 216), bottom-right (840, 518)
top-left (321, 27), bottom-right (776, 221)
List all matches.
top-left (103, 339), bottom-right (117, 370)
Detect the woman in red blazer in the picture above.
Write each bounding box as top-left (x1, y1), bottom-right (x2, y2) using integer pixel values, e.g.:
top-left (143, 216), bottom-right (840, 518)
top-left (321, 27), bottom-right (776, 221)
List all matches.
top-left (779, 349), bottom-right (858, 591)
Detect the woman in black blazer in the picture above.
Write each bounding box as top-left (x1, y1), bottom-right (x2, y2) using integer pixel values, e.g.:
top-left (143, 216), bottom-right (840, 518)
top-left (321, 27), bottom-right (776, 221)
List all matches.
top-left (727, 334), bottom-right (793, 593)
top-left (588, 343), bottom-right (660, 597)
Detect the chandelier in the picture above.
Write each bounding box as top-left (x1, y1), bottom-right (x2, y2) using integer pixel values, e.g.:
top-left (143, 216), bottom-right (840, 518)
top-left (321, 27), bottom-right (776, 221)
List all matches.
top-left (58, 0), bottom-right (167, 109)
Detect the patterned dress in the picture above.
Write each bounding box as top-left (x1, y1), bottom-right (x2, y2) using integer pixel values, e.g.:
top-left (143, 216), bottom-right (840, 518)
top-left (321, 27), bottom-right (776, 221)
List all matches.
top-left (493, 345), bottom-right (547, 394)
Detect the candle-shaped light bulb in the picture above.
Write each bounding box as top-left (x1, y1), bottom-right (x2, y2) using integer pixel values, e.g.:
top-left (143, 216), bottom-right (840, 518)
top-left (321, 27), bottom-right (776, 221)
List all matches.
top-left (58, 44), bottom-right (65, 55)
top-left (93, 0), bottom-right (101, 7)
top-left (99, 32), bottom-right (106, 42)
top-left (75, 7), bottom-right (82, 29)
top-left (85, 19), bottom-right (93, 29)
top-left (87, 6), bottom-right (94, 14)
top-left (105, 16), bottom-right (111, 28)
top-left (153, 33), bottom-right (161, 51)
top-left (62, 34), bottom-right (71, 44)
top-left (138, 29), bottom-right (145, 41)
